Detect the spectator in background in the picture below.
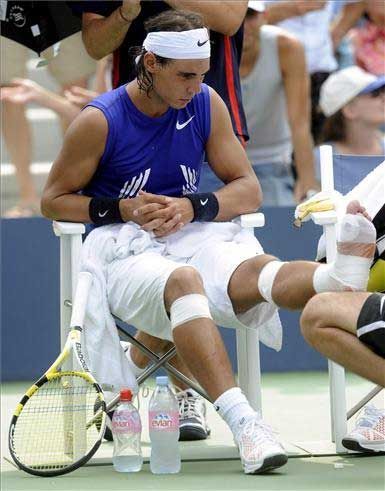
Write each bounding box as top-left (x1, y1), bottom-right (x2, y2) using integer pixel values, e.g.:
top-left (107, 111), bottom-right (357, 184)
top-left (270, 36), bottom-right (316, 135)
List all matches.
top-left (318, 66), bottom-right (385, 162)
top-left (1, 33), bottom-right (97, 217)
top-left (350, 0), bottom-right (385, 75)
top-left (72, 0), bottom-right (249, 143)
top-left (264, 1), bottom-right (362, 143)
top-left (240, 1), bottom-right (317, 206)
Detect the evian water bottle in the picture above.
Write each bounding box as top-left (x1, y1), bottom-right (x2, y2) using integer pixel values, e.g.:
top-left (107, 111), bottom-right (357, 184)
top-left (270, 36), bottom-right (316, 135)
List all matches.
top-left (149, 376), bottom-right (181, 474)
top-left (111, 388), bottom-right (143, 472)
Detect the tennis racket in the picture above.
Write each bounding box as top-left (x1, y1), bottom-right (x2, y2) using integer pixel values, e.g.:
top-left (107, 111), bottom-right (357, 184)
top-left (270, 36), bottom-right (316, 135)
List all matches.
top-left (8, 272), bottom-right (107, 477)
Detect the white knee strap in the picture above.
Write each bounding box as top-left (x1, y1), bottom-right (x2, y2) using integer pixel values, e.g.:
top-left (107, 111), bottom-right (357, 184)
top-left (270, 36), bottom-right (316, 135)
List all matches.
top-left (257, 260), bottom-right (287, 305)
top-left (170, 294), bottom-right (212, 329)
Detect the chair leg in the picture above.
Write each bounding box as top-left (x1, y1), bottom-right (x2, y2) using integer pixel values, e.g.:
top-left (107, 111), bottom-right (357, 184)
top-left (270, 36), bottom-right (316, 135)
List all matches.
top-left (236, 328), bottom-right (262, 414)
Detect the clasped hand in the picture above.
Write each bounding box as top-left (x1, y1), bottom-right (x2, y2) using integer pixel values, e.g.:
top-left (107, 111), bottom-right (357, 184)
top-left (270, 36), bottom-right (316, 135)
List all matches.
top-left (119, 191), bottom-right (194, 237)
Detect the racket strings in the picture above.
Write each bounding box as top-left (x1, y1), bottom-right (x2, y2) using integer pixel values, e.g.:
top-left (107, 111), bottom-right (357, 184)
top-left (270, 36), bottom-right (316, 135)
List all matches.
top-left (11, 374), bottom-right (104, 471)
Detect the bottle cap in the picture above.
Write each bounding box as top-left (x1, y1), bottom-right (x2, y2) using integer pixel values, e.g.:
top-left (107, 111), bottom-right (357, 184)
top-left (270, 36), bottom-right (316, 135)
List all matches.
top-left (156, 376), bottom-right (169, 386)
top-left (120, 388), bottom-right (133, 401)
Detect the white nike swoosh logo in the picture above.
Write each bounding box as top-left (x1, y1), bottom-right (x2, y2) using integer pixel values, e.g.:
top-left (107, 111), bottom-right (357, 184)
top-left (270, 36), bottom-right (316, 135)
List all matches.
top-left (98, 210), bottom-right (109, 217)
top-left (176, 115), bottom-right (195, 130)
top-left (200, 199), bottom-right (208, 206)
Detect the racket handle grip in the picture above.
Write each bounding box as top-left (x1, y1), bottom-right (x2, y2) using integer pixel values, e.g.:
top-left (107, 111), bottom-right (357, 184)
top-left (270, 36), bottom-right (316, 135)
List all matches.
top-left (70, 272), bottom-right (93, 328)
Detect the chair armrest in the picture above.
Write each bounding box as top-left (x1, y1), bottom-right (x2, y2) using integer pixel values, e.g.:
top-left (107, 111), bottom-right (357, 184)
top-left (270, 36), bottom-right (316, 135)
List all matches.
top-left (53, 221), bottom-right (86, 237)
top-left (233, 212), bottom-right (265, 228)
top-left (310, 210), bottom-right (338, 226)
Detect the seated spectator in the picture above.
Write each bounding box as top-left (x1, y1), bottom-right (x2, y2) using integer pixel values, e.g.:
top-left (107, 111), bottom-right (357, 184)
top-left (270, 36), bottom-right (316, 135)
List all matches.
top-left (350, 0), bottom-right (385, 75)
top-left (240, 1), bottom-right (317, 206)
top-left (265, 1), bottom-right (363, 142)
top-left (317, 66), bottom-right (385, 163)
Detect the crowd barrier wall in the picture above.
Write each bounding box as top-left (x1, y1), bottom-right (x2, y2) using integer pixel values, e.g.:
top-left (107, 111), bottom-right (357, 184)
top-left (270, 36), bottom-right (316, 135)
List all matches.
top-left (1, 208), bottom-right (327, 381)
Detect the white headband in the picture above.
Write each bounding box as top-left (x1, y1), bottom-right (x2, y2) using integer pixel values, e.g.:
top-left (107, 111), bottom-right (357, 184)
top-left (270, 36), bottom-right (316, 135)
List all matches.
top-left (142, 28), bottom-right (210, 60)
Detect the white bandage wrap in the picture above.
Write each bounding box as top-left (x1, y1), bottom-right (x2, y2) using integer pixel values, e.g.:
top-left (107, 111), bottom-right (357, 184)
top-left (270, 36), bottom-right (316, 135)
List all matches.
top-left (313, 213), bottom-right (376, 292)
top-left (257, 261), bottom-right (287, 305)
top-left (170, 293), bottom-right (212, 329)
top-left (143, 28), bottom-right (210, 59)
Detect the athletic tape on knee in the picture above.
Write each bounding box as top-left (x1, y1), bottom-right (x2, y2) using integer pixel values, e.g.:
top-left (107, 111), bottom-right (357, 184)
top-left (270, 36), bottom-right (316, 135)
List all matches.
top-left (170, 294), bottom-right (212, 329)
top-left (257, 261), bottom-right (287, 305)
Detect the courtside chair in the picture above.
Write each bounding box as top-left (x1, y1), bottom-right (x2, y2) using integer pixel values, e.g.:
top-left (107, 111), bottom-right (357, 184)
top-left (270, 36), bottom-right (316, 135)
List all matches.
top-left (309, 145), bottom-right (384, 452)
top-left (53, 211), bottom-right (266, 414)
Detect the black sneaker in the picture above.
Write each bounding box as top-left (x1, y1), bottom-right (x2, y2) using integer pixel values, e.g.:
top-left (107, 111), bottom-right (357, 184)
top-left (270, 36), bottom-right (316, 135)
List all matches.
top-left (177, 389), bottom-right (211, 441)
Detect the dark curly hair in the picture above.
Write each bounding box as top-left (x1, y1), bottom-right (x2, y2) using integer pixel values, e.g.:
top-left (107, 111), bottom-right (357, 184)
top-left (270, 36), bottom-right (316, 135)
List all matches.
top-left (129, 10), bottom-right (206, 95)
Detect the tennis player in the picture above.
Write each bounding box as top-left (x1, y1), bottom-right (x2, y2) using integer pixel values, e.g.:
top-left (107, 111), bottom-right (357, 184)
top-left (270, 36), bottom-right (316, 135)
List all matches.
top-left (41, 10), bottom-right (377, 474)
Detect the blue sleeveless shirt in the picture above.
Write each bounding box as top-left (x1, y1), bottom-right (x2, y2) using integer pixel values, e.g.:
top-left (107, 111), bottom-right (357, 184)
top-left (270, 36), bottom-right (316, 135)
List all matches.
top-left (83, 84), bottom-right (211, 199)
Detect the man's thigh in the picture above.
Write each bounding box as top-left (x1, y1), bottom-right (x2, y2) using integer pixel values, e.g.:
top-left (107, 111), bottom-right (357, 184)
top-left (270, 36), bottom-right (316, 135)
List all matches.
top-left (107, 252), bottom-right (186, 341)
top-left (188, 242), bottom-right (277, 329)
top-left (314, 291), bottom-right (373, 334)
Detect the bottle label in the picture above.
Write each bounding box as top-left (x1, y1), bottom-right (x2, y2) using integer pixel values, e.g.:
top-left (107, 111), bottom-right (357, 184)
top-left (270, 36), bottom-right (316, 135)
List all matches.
top-left (149, 411), bottom-right (179, 432)
top-left (112, 410), bottom-right (142, 434)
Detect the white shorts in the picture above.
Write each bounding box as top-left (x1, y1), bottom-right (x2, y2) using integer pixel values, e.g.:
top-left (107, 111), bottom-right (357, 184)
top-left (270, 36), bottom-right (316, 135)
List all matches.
top-left (107, 240), bottom-right (277, 341)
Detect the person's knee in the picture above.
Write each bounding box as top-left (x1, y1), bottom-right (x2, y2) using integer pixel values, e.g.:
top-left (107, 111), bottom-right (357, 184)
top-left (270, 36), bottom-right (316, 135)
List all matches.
top-left (165, 266), bottom-right (204, 307)
top-left (300, 293), bottom-right (333, 344)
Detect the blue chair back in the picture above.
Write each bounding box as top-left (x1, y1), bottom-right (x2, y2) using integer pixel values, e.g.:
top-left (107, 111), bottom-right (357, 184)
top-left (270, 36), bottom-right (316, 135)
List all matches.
top-left (332, 154), bottom-right (384, 195)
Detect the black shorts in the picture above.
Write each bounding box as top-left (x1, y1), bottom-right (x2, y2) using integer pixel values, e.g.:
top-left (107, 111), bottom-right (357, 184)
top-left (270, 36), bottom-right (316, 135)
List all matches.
top-left (357, 293), bottom-right (385, 358)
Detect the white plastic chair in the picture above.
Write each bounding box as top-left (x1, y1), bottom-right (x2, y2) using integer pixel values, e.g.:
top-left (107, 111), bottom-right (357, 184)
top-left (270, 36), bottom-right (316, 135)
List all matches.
top-left (309, 145), bottom-right (383, 452)
top-left (53, 212), bottom-right (265, 413)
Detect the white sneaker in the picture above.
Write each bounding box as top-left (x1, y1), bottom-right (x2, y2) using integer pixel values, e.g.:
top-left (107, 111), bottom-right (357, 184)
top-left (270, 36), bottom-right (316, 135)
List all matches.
top-left (342, 404), bottom-right (385, 453)
top-left (235, 414), bottom-right (288, 474)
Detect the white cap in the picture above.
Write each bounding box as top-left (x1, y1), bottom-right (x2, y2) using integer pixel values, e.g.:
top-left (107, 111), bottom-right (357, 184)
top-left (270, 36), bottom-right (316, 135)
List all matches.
top-left (320, 66), bottom-right (385, 116)
top-left (248, 1), bottom-right (265, 13)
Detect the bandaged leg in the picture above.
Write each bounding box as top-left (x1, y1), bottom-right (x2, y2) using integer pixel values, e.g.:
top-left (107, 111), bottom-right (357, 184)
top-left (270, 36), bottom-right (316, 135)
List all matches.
top-left (170, 293), bottom-right (212, 329)
top-left (257, 260), bottom-right (288, 304)
top-left (313, 212), bottom-right (376, 292)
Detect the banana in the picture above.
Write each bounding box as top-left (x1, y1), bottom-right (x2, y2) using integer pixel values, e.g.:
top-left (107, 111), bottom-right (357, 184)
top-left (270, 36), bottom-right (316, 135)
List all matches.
top-left (293, 198), bottom-right (335, 228)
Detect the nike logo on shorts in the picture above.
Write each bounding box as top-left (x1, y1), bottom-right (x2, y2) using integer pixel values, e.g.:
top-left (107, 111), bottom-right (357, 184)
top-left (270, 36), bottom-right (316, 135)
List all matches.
top-left (176, 116), bottom-right (195, 130)
top-left (197, 39), bottom-right (208, 47)
top-left (98, 210), bottom-right (109, 217)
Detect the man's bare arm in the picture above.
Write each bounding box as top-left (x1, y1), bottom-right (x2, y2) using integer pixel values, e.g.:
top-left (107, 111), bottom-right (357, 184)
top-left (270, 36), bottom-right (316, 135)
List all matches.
top-left (265, 1), bottom-right (326, 25)
top-left (206, 89), bottom-right (262, 220)
top-left (164, 1), bottom-right (248, 35)
top-left (41, 108), bottom-right (108, 221)
top-left (331, 1), bottom-right (365, 49)
top-left (82, 0), bottom-right (141, 59)
top-left (279, 34), bottom-right (318, 202)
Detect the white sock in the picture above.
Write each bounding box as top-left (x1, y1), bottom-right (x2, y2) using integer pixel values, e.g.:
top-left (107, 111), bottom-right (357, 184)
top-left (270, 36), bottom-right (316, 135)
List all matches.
top-left (214, 387), bottom-right (257, 437)
top-left (313, 213), bottom-right (376, 293)
top-left (120, 341), bottom-right (147, 378)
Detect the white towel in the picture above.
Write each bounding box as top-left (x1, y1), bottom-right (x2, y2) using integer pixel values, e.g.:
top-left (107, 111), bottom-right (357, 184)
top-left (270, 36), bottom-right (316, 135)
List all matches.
top-left (79, 224), bottom-right (139, 395)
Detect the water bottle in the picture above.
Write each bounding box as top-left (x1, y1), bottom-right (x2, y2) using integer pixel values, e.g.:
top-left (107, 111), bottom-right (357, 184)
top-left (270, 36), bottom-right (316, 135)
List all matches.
top-left (149, 376), bottom-right (181, 474)
top-left (111, 388), bottom-right (143, 472)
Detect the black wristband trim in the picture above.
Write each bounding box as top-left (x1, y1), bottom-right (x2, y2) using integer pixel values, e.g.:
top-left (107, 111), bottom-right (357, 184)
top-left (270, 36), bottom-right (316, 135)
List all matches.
top-left (185, 193), bottom-right (219, 222)
top-left (89, 197), bottom-right (123, 225)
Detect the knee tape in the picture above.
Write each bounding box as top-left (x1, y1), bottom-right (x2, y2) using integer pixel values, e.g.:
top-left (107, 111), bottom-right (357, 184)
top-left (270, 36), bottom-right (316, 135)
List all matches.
top-left (257, 260), bottom-right (287, 305)
top-left (170, 294), bottom-right (212, 329)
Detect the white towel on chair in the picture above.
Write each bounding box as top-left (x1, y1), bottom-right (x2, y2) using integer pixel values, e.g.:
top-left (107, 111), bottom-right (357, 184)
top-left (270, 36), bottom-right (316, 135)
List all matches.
top-left (79, 224), bottom-right (139, 395)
